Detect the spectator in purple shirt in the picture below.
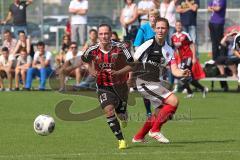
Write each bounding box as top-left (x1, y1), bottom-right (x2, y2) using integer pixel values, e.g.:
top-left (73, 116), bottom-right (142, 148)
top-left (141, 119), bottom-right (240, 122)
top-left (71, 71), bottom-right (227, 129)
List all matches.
top-left (208, 0), bottom-right (227, 61)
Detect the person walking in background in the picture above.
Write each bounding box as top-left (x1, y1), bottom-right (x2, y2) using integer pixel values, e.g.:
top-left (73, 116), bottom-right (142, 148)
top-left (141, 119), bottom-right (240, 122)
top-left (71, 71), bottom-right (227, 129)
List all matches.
top-left (208, 0), bottom-right (227, 61)
top-left (68, 0), bottom-right (88, 46)
top-left (176, 0), bottom-right (199, 57)
top-left (0, 0), bottom-right (32, 38)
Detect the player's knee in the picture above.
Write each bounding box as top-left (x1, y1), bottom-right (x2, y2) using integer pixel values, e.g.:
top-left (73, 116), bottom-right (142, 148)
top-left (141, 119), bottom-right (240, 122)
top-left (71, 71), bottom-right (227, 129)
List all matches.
top-left (104, 105), bottom-right (115, 117)
top-left (165, 94), bottom-right (179, 107)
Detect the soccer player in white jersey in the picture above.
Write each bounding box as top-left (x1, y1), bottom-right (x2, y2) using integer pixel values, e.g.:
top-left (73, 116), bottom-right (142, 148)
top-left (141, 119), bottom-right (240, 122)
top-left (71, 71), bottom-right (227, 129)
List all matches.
top-left (131, 17), bottom-right (190, 143)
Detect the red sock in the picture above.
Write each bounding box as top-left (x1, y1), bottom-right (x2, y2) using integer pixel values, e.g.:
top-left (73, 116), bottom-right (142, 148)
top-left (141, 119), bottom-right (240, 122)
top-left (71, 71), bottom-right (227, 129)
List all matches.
top-left (151, 104), bottom-right (177, 133)
top-left (134, 115), bottom-right (155, 139)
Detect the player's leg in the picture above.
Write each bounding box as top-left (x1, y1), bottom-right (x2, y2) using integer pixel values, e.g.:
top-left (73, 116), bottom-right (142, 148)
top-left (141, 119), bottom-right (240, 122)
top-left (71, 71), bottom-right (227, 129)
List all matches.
top-left (149, 94), bottom-right (178, 143)
top-left (98, 88), bottom-right (127, 149)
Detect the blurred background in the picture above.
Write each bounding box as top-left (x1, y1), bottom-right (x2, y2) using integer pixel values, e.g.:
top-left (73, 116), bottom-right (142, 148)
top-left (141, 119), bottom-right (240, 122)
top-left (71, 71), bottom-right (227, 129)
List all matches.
top-left (0, 0), bottom-right (240, 52)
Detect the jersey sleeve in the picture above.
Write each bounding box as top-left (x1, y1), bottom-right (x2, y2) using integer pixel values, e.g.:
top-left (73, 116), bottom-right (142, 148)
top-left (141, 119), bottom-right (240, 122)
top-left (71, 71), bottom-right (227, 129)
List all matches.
top-left (120, 43), bottom-right (134, 62)
top-left (81, 48), bottom-right (93, 63)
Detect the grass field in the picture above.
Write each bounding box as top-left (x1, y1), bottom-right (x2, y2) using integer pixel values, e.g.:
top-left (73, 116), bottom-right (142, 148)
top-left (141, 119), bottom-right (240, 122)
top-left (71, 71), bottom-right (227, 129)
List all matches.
top-left (0, 80), bottom-right (240, 160)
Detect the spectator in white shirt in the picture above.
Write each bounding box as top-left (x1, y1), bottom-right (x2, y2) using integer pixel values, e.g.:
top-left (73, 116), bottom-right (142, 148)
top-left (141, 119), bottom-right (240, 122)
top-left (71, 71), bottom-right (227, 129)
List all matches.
top-left (24, 41), bottom-right (54, 91)
top-left (68, 0), bottom-right (88, 46)
top-left (15, 48), bottom-right (32, 90)
top-left (0, 47), bottom-right (16, 91)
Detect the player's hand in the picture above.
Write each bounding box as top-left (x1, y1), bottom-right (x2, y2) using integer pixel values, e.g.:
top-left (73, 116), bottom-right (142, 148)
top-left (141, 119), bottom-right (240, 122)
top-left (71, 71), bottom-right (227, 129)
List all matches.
top-left (110, 70), bottom-right (120, 77)
top-left (182, 69), bottom-right (191, 77)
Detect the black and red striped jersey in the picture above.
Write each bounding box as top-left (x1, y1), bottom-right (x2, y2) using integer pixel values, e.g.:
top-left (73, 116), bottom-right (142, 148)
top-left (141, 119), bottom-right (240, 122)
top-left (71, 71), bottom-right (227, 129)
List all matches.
top-left (82, 41), bottom-right (133, 86)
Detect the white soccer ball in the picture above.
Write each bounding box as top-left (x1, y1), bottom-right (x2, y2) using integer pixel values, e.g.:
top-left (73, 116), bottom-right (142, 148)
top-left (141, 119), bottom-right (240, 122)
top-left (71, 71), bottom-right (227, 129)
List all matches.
top-left (33, 114), bottom-right (55, 136)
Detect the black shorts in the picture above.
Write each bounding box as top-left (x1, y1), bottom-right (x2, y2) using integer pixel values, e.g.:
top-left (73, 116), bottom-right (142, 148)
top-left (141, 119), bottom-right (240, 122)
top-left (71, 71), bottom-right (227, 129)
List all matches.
top-left (97, 83), bottom-right (128, 114)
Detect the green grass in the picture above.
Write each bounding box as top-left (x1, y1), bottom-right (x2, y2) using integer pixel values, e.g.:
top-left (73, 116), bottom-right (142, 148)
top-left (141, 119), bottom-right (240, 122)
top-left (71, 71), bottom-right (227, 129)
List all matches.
top-left (0, 83), bottom-right (240, 160)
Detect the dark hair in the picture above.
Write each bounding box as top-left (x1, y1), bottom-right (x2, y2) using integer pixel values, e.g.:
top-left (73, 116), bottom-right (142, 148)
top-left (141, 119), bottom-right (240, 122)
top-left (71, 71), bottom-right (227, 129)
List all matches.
top-left (89, 29), bottom-right (98, 34)
top-left (124, 0), bottom-right (134, 3)
top-left (1, 47), bottom-right (9, 52)
top-left (37, 41), bottom-right (45, 47)
top-left (70, 42), bottom-right (78, 47)
top-left (111, 31), bottom-right (120, 42)
top-left (98, 24), bottom-right (112, 32)
top-left (19, 48), bottom-right (27, 53)
top-left (155, 17), bottom-right (170, 29)
top-left (18, 30), bottom-right (25, 35)
top-left (4, 29), bottom-right (11, 34)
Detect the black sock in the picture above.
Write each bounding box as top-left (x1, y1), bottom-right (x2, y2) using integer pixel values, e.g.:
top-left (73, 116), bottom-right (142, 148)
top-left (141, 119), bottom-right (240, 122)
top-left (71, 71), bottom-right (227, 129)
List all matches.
top-left (183, 83), bottom-right (193, 94)
top-left (107, 115), bottom-right (124, 140)
top-left (191, 80), bottom-right (204, 91)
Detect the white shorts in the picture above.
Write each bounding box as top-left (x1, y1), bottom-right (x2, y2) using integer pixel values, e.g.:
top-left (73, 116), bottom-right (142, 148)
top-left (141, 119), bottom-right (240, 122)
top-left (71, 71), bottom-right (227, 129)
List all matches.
top-left (136, 78), bottom-right (172, 109)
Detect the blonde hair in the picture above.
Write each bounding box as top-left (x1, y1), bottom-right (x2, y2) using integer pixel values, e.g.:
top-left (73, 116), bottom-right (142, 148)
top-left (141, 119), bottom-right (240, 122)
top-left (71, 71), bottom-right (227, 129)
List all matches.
top-left (148, 9), bottom-right (160, 18)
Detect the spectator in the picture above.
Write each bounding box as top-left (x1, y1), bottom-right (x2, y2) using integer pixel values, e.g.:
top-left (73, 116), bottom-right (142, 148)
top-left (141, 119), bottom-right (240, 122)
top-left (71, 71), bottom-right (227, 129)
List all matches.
top-left (160, 0), bottom-right (177, 45)
top-left (232, 33), bottom-right (240, 91)
top-left (2, 30), bottom-right (17, 54)
top-left (82, 29), bottom-right (98, 52)
top-left (1, 0), bottom-right (32, 38)
top-left (0, 47), bottom-right (16, 91)
top-left (68, 0), bottom-right (88, 46)
top-left (134, 9), bottom-right (159, 48)
top-left (111, 31), bottom-right (120, 42)
top-left (24, 42), bottom-right (54, 91)
top-left (208, 0), bottom-right (227, 61)
top-left (120, 0), bottom-right (138, 44)
top-left (15, 48), bottom-right (32, 90)
top-left (59, 42), bottom-right (83, 91)
top-left (55, 35), bottom-right (71, 68)
top-left (176, 0), bottom-right (199, 56)
top-left (137, 0), bottom-right (155, 25)
top-left (12, 31), bottom-right (32, 57)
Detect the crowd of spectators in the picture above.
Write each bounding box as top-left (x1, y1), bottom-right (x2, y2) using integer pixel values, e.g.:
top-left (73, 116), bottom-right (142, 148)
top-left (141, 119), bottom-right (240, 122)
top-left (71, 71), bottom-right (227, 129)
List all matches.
top-left (0, 0), bottom-right (239, 92)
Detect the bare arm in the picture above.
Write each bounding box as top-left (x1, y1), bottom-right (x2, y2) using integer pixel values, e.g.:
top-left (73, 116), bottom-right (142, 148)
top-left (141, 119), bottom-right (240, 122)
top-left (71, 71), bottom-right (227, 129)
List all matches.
top-left (26, 38), bottom-right (31, 55)
top-left (233, 50), bottom-right (240, 58)
top-left (186, 1), bottom-right (198, 12)
top-left (26, 0), bottom-right (33, 5)
top-left (190, 43), bottom-right (197, 64)
top-left (176, 5), bottom-right (191, 13)
top-left (126, 6), bottom-right (138, 25)
top-left (2, 12), bottom-right (12, 24)
top-left (120, 9), bottom-right (126, 27)
top-left (12, 41), bottom-right (21, 55)
top-left (171, 62), bottom-right (191, 77)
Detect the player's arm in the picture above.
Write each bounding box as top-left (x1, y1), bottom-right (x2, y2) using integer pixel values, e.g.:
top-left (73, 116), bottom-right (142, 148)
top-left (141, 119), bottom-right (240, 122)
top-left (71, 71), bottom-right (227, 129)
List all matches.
top-left (171, 60), bottom-right (191, 77)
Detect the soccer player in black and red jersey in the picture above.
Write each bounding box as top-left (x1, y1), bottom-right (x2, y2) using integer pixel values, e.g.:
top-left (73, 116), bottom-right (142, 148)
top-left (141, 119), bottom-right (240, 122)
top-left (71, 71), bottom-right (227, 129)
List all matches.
top-left (81, 24), bottom-right (133, 149)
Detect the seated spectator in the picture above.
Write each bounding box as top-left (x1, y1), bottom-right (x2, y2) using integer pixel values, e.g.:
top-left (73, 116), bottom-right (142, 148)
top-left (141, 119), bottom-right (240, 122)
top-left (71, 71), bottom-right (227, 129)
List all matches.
top-left (15, 48), bottom-right (32, 90)
top-left (0, 47), bottom-right (16, 91)
top-left (24, 42), bottom-right (54, 91)
top-left (59, 42), bottom-right (84, 91)
top-left (12, 31), bottom-right (33, 57)
top-left (55, 35), bottom-right (71, 68)
top-left (82, 29), bottom-right (98, 52)
top-left (216, 31), bottom-right (239, 78)
top-left (2, 30), bottom-right (17, 54)
top-left (232, 33), bottom-right (240, 91)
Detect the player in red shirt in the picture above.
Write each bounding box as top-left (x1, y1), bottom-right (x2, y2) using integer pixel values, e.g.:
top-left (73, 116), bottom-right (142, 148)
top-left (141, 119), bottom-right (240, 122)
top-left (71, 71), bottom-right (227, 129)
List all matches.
top-left (81, 24), bottom-right (133, 149)
top-left (171, 20), bottom-right (207, 98)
